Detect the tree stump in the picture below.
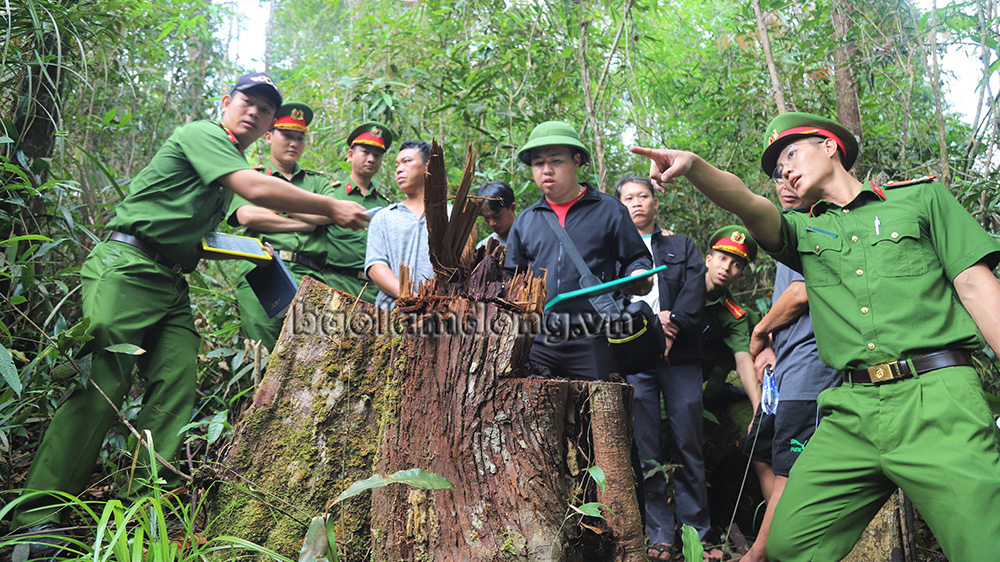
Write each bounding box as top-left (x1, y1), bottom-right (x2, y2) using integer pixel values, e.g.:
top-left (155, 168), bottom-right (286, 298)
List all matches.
top-left (370, 255), bottom-right (644, 561)
top-left (210, 142), bottom-right (644, 560)
top-left (209, 257), bottom-right (646, 560)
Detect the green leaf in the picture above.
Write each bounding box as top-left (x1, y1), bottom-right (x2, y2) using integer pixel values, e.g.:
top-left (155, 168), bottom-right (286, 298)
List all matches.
top-left (324, 514), bottom-right (339, 562)
top-left (334, 474), bottom-right (386, 504)
top-left (206, 410), bottom-right (228, 444)
top-left (334, 468), bottom-right (454, 505)
top-left (0, 136), bottom-right (12, 144)
top-left (384, 468), bottom-right (455, 490)
top-left (0, 345), bottom-right (20, 397)
top-left (587, 465), bottom-right (606, 494)
top-left (101, 107), bottom-right (117, 127)
top-left (104, 343), bottom-right (146, 355)
top-left (156, 21), bottom-right (177, 41)
top-left (1, 234), bottom-right (53, 245)
top-left (298, 515), bottom-right (332, 562)
top-left (681, 524), bottom-right (704, 562)
top-left (570, 502), bottom-right (608, 519)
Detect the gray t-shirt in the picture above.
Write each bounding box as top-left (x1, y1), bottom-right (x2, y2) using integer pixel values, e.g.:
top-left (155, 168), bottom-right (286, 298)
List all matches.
top-left (364, 202), bottom-right (436, 310)
top-left (772, 263), bottom-right (842, 400)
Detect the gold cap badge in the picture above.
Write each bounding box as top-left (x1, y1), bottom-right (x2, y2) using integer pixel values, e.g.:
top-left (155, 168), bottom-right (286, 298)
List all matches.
top-left (731, 231), bottom-right (746, 244)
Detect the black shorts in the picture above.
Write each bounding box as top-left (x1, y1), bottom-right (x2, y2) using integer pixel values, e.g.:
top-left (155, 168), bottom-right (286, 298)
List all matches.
top-left (743, 399), bottom-right (822, 476)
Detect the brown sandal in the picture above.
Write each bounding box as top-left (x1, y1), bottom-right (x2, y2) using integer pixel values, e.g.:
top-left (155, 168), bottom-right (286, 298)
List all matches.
top-left (648, 542), bottom-right (673, 562)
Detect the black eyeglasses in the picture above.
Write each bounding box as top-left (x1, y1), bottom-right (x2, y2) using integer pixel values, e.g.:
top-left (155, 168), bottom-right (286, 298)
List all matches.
top-left (772, 140), bottom-right (827, 184)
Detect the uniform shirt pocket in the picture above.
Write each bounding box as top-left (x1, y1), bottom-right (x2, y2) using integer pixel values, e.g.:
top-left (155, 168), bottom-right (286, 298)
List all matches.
top-left (797, 233), bottom-right (842, 287)
top-left (658, 252), bottom-right (687, 292)
top-left (869, 220), bottom-right (929, 277)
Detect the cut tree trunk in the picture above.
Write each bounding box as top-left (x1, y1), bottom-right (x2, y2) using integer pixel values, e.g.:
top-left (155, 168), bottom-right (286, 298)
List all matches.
top-left (210, 259), bottom-right (646, 561)
top-left (371, 255), bottom-right (645, 561)
top-left (210, 143), bottom-right (645, 560)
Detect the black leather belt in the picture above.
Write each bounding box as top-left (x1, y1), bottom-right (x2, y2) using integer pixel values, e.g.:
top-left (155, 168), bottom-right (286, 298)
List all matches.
top-left (108, 231), bottom-right (188, 273)
top-left (845, 349), bottom-right (973, 384)
top-left (278, 251), bottom-right (368, 281)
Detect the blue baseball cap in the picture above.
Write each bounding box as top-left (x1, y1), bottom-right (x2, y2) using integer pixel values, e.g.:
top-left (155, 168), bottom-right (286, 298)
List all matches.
top-left (230, 72), bottom-right (282, 109)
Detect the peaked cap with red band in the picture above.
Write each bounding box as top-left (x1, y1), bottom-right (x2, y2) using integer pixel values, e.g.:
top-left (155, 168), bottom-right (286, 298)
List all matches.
top-left (761, 112), bottom-right (859, 175)
top-left (709, 225), bottom-right (758, 263)
top-left (273, 102), bottom-right (313, 132)
top-left (347, 121), bottom-right (393, 152)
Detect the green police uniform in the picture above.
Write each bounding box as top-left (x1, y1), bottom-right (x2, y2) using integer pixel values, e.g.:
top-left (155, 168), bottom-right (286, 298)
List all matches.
top-left (227, 163), bottom-right (331, 351)
top-left (700, 292), bottom-right (751, 395)
top-left (12, 119), bottom-right (251, 529)
top-left (759, 113), bottom-right (1000, 562)
top-left (701, 225), bottom-right (757, 397)
top-left (320, 180), bottom-right (389, 303)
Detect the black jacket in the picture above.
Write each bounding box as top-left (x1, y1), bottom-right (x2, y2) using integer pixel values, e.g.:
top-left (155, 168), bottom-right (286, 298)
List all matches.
top-left (505, 184), bottom-right (652, 334)
top-left (642, 227), bottom-right (705, 364)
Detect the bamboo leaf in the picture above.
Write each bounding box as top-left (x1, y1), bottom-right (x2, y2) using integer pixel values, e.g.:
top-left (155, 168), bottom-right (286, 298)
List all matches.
top-left (0, 345), bottom-right (20, 397)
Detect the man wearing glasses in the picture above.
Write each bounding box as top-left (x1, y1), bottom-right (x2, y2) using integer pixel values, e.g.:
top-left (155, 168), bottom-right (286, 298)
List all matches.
top-left (631, 112), bottom-right (1000, 562)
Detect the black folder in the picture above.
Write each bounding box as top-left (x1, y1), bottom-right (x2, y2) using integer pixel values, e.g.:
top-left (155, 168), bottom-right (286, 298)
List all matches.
top-left (245, 253), bottom-right (298, 318)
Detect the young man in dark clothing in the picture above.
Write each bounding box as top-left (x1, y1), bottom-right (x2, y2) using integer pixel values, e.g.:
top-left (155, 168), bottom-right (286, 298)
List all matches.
top-left (617, 176), bottom-right (709, 560)
top-left (505, 121), bottom-right (652, 380)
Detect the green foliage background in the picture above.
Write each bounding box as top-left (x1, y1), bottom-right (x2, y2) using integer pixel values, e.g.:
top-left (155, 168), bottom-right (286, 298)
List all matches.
top-left (1, 0), bottom-right (998, 547)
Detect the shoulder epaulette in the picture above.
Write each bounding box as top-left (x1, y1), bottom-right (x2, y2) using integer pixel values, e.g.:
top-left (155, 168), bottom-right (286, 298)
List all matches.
top-left (304, 169), bottom-right (326, 176)
top-left (252, 165), bottom-right (266, 170)
top-left (724, 298), bottom-right (746, 319)
top-left (329, 180), bottom-right (342, 187)
top-left (884, 175), bottom-right (936, 189)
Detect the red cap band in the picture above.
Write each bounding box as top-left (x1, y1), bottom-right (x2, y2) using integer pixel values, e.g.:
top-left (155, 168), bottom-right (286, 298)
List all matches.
top-left (773, 126), bottom-right (846, 156)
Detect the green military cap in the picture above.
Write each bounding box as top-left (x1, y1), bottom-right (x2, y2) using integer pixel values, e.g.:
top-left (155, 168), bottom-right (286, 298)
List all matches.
top-left (709, 225), bottom-right (758, 263)
top-left (347, 121), bottom-right (393, 152)
top-left (517, 121), bottom-right (592, 165)
top-left (273, 102), bottom-right (313, 132)
top-left (761, 112), bottom-right (859, 176)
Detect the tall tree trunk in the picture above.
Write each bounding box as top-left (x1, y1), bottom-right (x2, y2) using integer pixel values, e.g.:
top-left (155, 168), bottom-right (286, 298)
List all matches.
top-left (264, 0), bottom-right (276, 74)
top-left (577, 19), bottom-right (608, 191)
top-left (928, 0), bottom-right (952, 185)
top-left (831, 0), bottom-right (863, 175)
top-left (751, 0), bottom-right (787, 113)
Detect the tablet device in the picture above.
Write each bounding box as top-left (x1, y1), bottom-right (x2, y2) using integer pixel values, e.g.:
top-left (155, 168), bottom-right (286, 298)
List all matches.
top-left (201, 232), bottom-right (272, 262)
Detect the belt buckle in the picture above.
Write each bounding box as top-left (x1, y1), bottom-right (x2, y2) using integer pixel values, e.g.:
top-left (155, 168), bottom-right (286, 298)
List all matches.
top-left (278, 250), bottom-right (294, 262)
top-left (866, 361), bottom-right (900, 384)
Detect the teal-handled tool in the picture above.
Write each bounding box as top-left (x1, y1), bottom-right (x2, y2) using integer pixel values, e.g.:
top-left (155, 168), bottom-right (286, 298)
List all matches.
top-left (544, 264), bottom-right (668, 311)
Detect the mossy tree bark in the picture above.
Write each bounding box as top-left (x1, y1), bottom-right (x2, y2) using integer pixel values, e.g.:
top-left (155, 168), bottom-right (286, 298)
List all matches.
top-left (210, 259), bottom-right (646, 561)
top-left (206, 278), bottom-right (391, 559)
